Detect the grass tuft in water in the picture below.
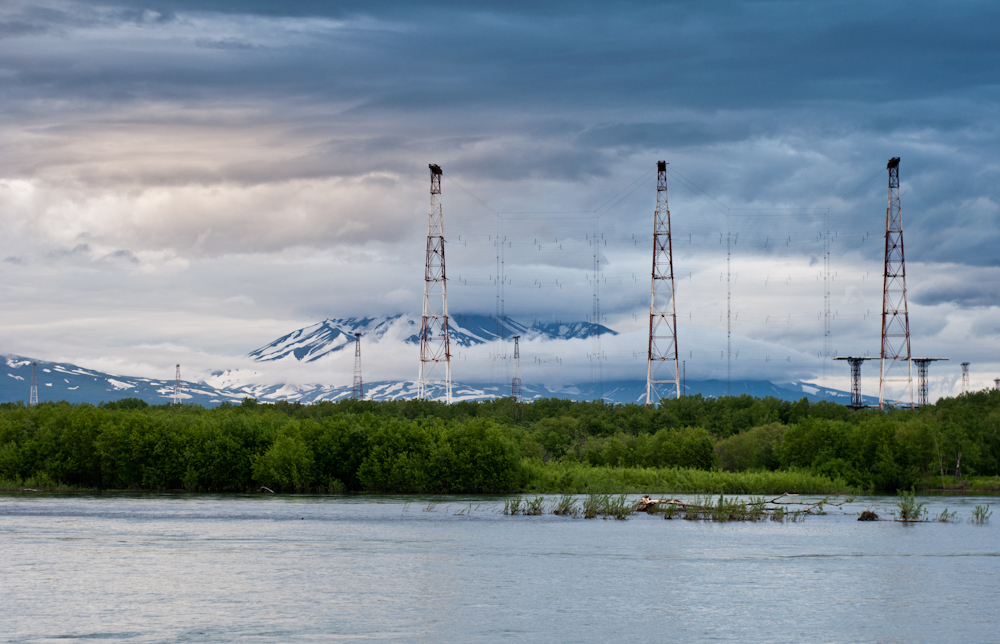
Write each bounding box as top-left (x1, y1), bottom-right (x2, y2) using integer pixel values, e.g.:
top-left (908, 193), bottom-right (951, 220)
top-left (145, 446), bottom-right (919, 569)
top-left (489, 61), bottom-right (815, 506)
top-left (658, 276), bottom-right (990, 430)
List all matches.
top-left (582, 494), bottom-right (602, 519)
top-left (552, 495), bottom-right (580, 518)
top-left (894, 488), bottom-right (927, 522)
top-left (604, 495), bottom-right (635, 520)
top-left (524, 496), bottom-right (545, 515)
top-left (936, 508), bottom-right (958, 523)
top-left (579, 494), bottom-right (636, 520)
top-left (971, 504), bottom-right (992, 524)
top-left (503, 496), bottom-right (523, 515)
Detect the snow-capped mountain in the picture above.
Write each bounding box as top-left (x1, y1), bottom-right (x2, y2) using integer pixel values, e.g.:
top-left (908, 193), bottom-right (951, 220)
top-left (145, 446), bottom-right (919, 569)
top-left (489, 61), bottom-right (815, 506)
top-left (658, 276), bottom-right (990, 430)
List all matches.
top-left (248, 314), bottom-right (619, 363)
top-left (1, 356), bottom-right (243, 406)
top-left (248, 317), bottom-right (402, 362)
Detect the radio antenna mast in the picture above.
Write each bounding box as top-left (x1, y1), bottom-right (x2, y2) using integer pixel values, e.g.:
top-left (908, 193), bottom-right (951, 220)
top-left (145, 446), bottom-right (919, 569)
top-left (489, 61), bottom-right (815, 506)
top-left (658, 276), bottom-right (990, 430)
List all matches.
top-left (173, 364), bottom-right (181, 405)
top-left (30, 361), bottom-right (38, 406)
top-left (417, 164), bottom-right (452, 403)
top-left (352, 333), bottom-right (364, 400)
top-left (878, 157), bottom-right (913, 409)
top-left (646, 160), bottom-right (680, 406)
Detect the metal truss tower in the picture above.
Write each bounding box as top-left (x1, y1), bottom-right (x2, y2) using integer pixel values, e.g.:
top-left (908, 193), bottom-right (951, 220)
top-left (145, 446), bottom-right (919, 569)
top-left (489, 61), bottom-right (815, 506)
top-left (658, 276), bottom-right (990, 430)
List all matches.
top-left (995, 379), bottom-right (999, 392)
top-left (30, 361), bottom-right (38, 406)
top-left (879, 157), bottom-right (913, 409)
top-left (834, 356), bottom-right (875, 409)
top-left (591, 226), bottom-right (603, 400)
top-left (352, 333), bottom-right (364, 400)
top-left (912, 358), bottom-right (947, 407)
top-left (173, 364), bottom-right (181, 405)
top-left (418, 164), bottom-right (452, 403)
top-left (511, 335), bottom-right (522, 402)
top-left (961, 362), bottom-right (970, 394)
top-left (646, 161), bottom-right (680, 406)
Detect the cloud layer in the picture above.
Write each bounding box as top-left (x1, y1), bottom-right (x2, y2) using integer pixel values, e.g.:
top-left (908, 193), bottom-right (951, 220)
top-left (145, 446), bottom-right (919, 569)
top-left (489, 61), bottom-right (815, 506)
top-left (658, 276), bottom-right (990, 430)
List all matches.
top-left (1, 0), bottom-right (998, 402)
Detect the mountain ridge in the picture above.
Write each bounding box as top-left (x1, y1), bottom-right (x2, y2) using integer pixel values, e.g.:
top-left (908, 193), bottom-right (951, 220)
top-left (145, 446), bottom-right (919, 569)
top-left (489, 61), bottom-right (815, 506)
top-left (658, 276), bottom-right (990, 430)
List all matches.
top-left (1, 354), bottom-right (871, 407)
top-left (248, 313), bottom-right (619, 363)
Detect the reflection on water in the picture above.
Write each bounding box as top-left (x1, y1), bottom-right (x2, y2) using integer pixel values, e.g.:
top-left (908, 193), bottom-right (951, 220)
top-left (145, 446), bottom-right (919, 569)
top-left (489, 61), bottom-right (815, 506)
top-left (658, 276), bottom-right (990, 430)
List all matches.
top-left (1, 493), bottom-right (997, 643)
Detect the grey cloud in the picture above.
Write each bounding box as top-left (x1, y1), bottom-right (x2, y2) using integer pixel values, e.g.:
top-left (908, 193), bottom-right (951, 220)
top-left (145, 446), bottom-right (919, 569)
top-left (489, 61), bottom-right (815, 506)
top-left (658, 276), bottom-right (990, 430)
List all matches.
top-left (2, 1), bottom-right (996, 113)
top-left (47, 243), bottom-right (91, 258)
top-left (577, 121), bottom-right (754, 152)
top-left (102, 249), bottom-right (140, 263)
top-left (194, 38), bottom-right (258, 50)
top-left (912, 265), bottom-right (1000, 308)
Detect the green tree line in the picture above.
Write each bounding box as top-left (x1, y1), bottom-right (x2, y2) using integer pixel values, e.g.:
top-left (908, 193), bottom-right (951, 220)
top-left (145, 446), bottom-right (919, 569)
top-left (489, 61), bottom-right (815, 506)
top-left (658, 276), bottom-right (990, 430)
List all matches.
top-left (1, 390), bottom-right (998, 493)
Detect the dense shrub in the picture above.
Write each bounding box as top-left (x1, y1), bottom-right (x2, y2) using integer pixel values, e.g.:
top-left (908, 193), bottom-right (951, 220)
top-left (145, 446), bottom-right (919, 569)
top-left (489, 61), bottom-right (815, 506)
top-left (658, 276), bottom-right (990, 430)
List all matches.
top-left (715, 422), bottom-right (786, 471)
top-left (1, 388), bottom-right (999, 492)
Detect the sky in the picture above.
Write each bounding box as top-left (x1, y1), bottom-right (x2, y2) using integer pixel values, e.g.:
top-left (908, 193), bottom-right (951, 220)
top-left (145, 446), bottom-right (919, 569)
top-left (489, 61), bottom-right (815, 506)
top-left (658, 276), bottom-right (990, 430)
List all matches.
top-left (0, 0), bottom-right (998, 401)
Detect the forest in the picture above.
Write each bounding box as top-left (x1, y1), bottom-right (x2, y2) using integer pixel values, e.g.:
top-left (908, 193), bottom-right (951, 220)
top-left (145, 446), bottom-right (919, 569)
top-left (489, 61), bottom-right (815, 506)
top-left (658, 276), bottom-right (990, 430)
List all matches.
top-left (1, 390), bottom-right (998, 494)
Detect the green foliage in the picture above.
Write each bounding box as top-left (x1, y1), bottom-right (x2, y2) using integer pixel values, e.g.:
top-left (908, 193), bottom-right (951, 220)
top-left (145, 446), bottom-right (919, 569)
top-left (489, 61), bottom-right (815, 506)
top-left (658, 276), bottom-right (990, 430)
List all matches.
top-left (936, 508), bottom-right (958, 523)
top-left (715, 423), bottom-right (786, 471)
top-left (252, 428), bottom-right (313, 492)
top-left (894, 488), bottom-right (927, 521)
top-left (2, 389), bottom-right (1000, 493)
top-left (552, 494), bottom-right (579, 517)
top-left (971, 504), bottom-right (992, 524)
top-left (520, 460), bottom-right (849, 494)
top-left (524, 496), bottom-right (545, 515)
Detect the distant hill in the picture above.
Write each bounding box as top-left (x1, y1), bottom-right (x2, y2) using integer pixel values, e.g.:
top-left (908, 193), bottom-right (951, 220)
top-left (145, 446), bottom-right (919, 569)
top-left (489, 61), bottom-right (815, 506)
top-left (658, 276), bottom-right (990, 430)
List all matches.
top-left (1, 354), bottom-right (872, 407)
top-left (1, 356), bottom-right (242, 406)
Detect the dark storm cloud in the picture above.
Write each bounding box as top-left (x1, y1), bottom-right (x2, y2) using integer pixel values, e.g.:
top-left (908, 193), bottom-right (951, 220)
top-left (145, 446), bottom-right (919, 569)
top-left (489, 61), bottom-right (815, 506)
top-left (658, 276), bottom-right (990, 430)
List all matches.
top-left (4, 0), bottom-right (998, 110)
top-left (1, 0), bottom-right (998, 298)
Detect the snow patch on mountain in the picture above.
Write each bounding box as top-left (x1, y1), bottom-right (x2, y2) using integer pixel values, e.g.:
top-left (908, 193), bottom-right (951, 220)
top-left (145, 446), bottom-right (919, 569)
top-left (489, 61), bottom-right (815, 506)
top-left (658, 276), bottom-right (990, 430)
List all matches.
top-left (247, 314), bottom-right (619, 363)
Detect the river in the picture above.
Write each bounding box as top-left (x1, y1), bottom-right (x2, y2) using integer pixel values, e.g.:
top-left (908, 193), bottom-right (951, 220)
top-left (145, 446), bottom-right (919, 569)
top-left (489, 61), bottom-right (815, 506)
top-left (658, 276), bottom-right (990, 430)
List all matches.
top-left (1, 493), bottom-right (997, 643)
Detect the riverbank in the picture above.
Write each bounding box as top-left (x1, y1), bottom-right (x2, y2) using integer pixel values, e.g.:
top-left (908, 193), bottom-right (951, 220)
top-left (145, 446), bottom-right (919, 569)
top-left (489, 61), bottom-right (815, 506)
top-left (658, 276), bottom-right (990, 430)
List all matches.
top-left (1, 462), bottom-right (852, 495)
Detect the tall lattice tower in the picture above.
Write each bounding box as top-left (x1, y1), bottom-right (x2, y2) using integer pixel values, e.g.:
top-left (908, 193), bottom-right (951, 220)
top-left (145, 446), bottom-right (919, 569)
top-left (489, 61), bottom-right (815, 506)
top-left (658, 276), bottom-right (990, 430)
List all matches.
top-left (352, 333), bottom-right (364, 400)
top-left (511, 335), bottom-right (522, 402)
top-left (879, 157), bottom-right (913, 409)
top-left (173, 364), bottom-right (181, 405)
top-left (29, 361), bottom-right (38, 406)
top-left (646, 160), bottom-right (680, 406)
top-left (418, 164), bottom-right (452, 403)
top-left (961, 362), bottom-right (970, 394)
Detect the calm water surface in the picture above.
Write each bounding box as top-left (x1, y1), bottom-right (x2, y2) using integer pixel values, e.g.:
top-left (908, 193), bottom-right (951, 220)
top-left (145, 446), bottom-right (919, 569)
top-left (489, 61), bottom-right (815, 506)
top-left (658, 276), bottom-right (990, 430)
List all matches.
top-left (1, 493), bottom-right (998, 643)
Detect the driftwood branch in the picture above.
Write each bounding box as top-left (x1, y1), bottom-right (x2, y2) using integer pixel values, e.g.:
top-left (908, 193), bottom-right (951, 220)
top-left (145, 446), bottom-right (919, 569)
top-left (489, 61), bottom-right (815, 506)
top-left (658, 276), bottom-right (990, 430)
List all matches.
top-left (636, 493), bottom-right (853, 517)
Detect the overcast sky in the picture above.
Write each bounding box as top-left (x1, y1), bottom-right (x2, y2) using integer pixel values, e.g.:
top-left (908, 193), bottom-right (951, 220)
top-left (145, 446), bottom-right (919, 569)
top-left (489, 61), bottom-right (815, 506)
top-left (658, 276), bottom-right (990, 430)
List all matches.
top-left (0, 0), bottom-right (998, 399)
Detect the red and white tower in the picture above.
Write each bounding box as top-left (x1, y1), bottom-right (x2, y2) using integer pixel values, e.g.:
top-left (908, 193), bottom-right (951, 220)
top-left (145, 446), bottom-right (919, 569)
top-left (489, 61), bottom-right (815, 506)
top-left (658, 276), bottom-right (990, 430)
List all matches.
top-left (646, 161), bottom-right (680, 406)
top-left (879, 157), bottom-right (913, 409)
top-left (417, 164), bottom-right (452, 403)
